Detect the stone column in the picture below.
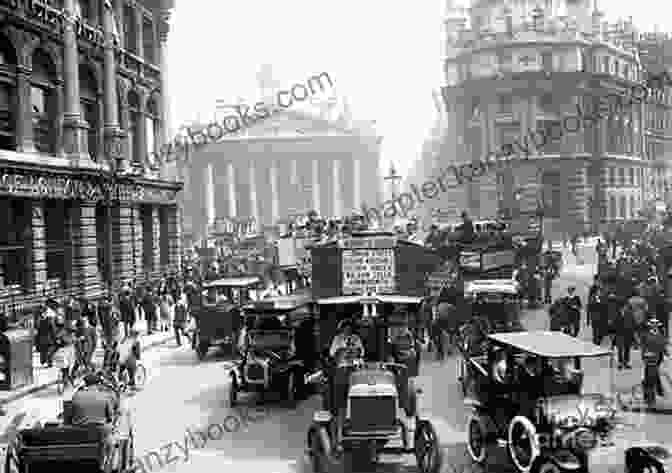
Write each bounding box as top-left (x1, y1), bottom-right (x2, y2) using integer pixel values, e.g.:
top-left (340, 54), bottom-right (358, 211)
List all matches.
top-left (71, 202), bottom-right (102, 295)
top-left (312, 159), bottom-right (321, 214)
top-left (111, 203), bottom-right (134, 283)
top-left (332, 159), bottom-right (342, 218)
top-left (55, 81), bottom-right (65, 157)
top-left (249, 162), bottom-right (259, 231)
top-left (204, 163), bottom-right (216, 232)
top-left (135, 98), bottom-right (147, 167)
top-left (31, 201), bottom-right (47, 294)
top-left (16, 65), bottom-right (35, 153)
top-left (158, 41), bottom-right (170, 145)
top-left (114, 0), bottom-right (124, 50)
top-left (167, 205), bottom-right (181, 271)
top-left (269, 160), bottom-right (280, 224)
top-left (226, 162), bottom-right (236, 218)
top-left (353, 158), bottom-right (361, 210)
top-left (63, 0), bottom-right (90, 165)
top-left (103, 0), bottom-right (126, 170)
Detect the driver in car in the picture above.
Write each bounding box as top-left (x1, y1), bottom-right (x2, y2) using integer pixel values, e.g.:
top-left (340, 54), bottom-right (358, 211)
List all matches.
top-left (329, 319), bottom-right (365, 363)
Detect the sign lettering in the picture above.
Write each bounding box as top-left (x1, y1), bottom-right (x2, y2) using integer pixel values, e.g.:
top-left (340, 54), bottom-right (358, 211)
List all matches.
top-left (342, 248), bottom-right (395, 295)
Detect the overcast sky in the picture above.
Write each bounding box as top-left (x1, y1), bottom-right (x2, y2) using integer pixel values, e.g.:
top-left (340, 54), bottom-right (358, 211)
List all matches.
top-left (165, 0), bottom-right (671, 178)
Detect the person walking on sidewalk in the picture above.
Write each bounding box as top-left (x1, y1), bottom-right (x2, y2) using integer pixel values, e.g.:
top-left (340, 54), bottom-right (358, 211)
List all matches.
top-left (119, 286), bottom-right (135, 338)
top-left (117, 329), bottom-right (141, 390)
top-left (173, 299), bottom-right (188, 346)
top-left (160, 293), bottom-right (174, 332)
top-left (36, 306), bottom-right (57, 366)
top-left (142, 287), bottom-right (157, 335)
top-left (615, 296), bottom-right (640, 370)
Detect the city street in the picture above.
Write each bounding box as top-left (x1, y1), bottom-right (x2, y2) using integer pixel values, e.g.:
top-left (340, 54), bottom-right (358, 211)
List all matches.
top-left (0, 243), bottom-right (664, 473)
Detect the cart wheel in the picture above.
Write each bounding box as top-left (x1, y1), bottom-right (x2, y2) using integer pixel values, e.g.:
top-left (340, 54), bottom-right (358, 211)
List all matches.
top-left (414, 420), bottom-right (442, 473)
top-left (229, 374), bottom-right (238, 407)
top-left (4, 446), bottom-right (20, 473)
top-left (466, 414), bottom-right (489, 464)
top-left (508, 416), bottom-right (540, 473)
top-left (308, 426), bottom-right (335, 473)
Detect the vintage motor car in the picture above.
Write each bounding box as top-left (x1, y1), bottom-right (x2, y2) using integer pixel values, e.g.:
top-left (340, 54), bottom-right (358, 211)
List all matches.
top-left (462, 331), bottom-right (631, 473)
top-left (306, 294), bottom-right (441, 473)
top-left (192, 275), bottom-right (262, 360)
top-left (229, 293), bottom-right (318, 406)
top-left (4, 386), bottom-right (134, 473)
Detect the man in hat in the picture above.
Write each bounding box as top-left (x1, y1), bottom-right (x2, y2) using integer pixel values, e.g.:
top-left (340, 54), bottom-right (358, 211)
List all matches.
top-left (119, 284), bottom-right (135, 338)
top-left (117, 329), bottom-right (141, 390)
top-left (563, 286), bottom-right (582, 337)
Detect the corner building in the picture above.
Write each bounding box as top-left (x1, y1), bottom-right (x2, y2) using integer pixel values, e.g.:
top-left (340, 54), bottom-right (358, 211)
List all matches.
top-left (0, 0), bottom-right (181, 315)
top-left (439, 0), bottom-right (672, 237)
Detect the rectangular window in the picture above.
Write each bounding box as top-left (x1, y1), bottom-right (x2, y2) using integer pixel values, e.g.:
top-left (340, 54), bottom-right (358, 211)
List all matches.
top-left (32, 86), bottom-right (55, 154)
top-left (0, 84), bottom-right (14, 151)
top-left (123, 5), bottom-right (137, 54)
top-left (542, 171), bottom-right (562, 218)
top-left (614, 60), bottom-right (619, 76)
top-left (609, 167), bottom-right (616, 186)
top-left (145, 116), bottom-right (155, 158)
top-left (130, 111), bottom-right (141, 163)
top-left (81, 100), bottom-right (99, 161)
top-left (45, 200), bottom-right (72, 286)
top-left (0, 199), bottom-right (29, 288)
top-left (629, 168), bottom-right (635, 186)
top-left (96, 204), bottom-right (110, 283)
top-left (141, 205), bottom-right (153, 273)
top-left (159, 207), bottom-right (169, 267)
top-left (142, 17), bottom-right (155, 63)
top-left (602, 56), bottom-right (610, 74)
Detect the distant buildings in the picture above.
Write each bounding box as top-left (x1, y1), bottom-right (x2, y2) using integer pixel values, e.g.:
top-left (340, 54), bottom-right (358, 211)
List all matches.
top-left (421, 0), bottom-right (672, 237)
top-left (174, 70), bottom-right (383, 244)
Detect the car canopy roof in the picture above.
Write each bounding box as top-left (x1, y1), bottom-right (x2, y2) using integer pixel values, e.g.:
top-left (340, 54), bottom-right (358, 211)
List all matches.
top-left (202, 276), bottom-right (261, 288)
top-left (488, 331), bottom-right (611, 358)
top-left (247, 293), bottom-right (313, 312)
top-left (317, 295), bottom-right (423, 305)
top-left (465, 279), bottom-right (519, 294)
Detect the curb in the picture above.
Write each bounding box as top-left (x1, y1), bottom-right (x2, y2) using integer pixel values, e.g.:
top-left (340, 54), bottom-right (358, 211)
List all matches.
top-left (0, 334), bottom-right (173, 407)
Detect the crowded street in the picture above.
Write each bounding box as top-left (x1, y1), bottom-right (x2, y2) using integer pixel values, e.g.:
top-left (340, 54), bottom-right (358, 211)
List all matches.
top-left (0, 240), bottom-right (664, 473)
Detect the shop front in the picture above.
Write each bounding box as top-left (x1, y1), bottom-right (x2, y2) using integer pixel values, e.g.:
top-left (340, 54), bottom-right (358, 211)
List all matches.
top-left (0, 167), bottom-right (182, 320)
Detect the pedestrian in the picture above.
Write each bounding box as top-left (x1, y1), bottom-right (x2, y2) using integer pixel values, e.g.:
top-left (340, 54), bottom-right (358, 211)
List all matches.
top-left (615, 296), bottom-right (640, 370)
top-left (543, 264), bottom-right (554, 304)
top-left (36, 306), bottom-right (56, 366)
top-left (142, 287), bottom-right (156, 335)
top-left (118, 285), bottom-right (135, 338)
top-left (430, 313), bottom-right (445, 361)
top-left (160, 293), bottom-right (174, 332)
top-left (564, 286), bottom-right (582, 337)
top-left (173, 299), bottom-right (188, 346)
top-left (587, 276), bottom-right (607, 345)
top-left (73, 317), bottom-right (95, 373)
top-left (98, 295), bottom-right (117, 355)
top-left (117, 329), bottom-right (141, 390)
top-left (134, 281), bottom-right (145, 321)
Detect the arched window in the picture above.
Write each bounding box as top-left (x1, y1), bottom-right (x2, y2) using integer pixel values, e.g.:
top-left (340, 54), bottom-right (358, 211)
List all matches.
top-left (146, 96), bottom-right (159, 164)
top-left (127, 91), bottom-right (140, 164)
top-left (31, 50), bottom-right (57, 154)
top-left (79, 65), bottom-right (99, 161)
top-left (0, 36), bottom-right (18, 151)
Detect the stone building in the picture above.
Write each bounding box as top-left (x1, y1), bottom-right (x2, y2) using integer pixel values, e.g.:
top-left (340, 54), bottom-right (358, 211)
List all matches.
top-left (0, 0), bottom-right (181, 316)
top-left (174, 73), bottom-right (382, 242)
top-left (435, 0), bottom-right (672, 237)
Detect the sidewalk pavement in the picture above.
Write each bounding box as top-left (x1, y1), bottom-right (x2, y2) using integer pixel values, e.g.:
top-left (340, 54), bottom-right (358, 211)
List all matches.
top-left (0, 324), bottom-right (173, 407)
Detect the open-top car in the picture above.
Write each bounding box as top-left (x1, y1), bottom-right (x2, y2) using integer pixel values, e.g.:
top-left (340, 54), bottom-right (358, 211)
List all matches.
top-left (4, 386), bottom-right (134, 473)
top-left (228, 292), bottom-right (318, 406)
top-left (463, 331), bottom-right (624, 473)
top-left (193, 275), bottom-right (262, 360)
top-left (306, 294), bottom-right (442, 473)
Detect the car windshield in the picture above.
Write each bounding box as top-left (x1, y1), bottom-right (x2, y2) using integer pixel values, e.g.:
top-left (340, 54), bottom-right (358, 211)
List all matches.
top-left (249, 330), bottom-right (292, 349)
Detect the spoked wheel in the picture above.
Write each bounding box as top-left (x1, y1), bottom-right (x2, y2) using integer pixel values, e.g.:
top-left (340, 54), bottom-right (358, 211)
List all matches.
top-left (308, 426), bottom-right (335, 473)
top-left (414, 420), bottom-right (442, 473)
top-left (466, 414), bottom-right (489, 464)
top-left (4, 446), bottom-right (20, 473)
top-left (508, 416), bottom-right (540, 473)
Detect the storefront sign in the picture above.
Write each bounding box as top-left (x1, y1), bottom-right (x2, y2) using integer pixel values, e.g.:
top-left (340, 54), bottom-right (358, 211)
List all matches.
top-left (342, 237), bottom-right (395, 249)
top-left (342, 248), bottom-right (395, 295)
top-left (0, 170), bottom-right (178, 203)
top-left (20, 1), bottom-right (105, 46)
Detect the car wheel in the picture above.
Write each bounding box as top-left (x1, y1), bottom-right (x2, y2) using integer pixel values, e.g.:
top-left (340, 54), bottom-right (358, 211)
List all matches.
top-left (308, 426), bottom-right (334, 473)
top-left (466, 414), bottom-right (488, 464)
top-left (414, 420), bottom-right (442, 473)
top-left (508, 416), bottom-right (540, 473)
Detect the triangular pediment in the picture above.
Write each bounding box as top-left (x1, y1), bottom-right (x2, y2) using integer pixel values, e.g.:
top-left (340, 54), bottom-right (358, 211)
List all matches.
top-left (235, 108), bottom-right (355, 139)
